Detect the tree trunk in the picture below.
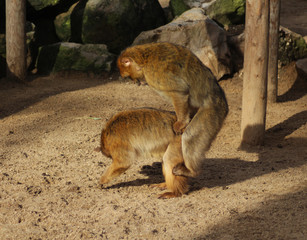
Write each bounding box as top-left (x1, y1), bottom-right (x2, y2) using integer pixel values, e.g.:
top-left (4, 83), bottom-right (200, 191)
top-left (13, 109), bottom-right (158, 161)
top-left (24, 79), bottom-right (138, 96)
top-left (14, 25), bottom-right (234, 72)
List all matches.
top-left (267, 0), bottom-right (281, 103)
top-left (241, 0), bottom-right (270, 146)
top-left (6, 0), bottom-right (27, 82)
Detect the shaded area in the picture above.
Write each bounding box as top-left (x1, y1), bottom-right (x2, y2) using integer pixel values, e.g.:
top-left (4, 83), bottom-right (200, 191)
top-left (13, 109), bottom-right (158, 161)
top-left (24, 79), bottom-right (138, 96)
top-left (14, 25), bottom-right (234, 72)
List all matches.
top-left (198, 188), bottom-right (307, 239)
top-left (0, 73), bottom-right (116, 119)
top-left (103, 162), bottom-right (164, 189)
top-left (277, 71), bottom-right (307, 102)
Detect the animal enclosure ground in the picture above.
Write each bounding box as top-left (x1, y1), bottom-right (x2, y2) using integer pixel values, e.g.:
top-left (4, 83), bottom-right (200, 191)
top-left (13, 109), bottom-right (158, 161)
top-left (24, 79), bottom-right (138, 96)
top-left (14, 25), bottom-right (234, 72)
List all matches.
top-left (0, 62), bottom-right (306, 239)
top-left (1, 0), bottom-right (307, 238)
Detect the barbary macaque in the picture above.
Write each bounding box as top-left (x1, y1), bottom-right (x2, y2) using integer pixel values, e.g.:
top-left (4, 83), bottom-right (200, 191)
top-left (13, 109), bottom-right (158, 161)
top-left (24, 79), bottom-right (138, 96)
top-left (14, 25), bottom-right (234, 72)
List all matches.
top-left (117, 42), bottom-right (228, 177)
top-left (98, 108), bottom-right (188, 199)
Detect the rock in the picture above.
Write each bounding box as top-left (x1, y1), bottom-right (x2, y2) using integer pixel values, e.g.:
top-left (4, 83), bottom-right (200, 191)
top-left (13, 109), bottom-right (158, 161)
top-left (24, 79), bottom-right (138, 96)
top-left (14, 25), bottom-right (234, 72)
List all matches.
top-left (27, 0), bottom-right (61, 11)
top-left (203, 0), bottom-right (245, 27)
top-left (227, 26), bottom-right (307, 68)
top-left (169, 0), bottom-right (245, 27)
top-left (279, 26), bottom-right (307, 66)
top-left (54, 0), bottom-right (166, 53)
top-left (133, 8), bottom-right (232, 80)
top-left (36, 42), bottom-right (115, 74)
top-left (169, 0), bottom-right (190, 17)
top-left (296, 58), bottom-right (307, 78)
top-left (54, 2), bottom-right (78, 42)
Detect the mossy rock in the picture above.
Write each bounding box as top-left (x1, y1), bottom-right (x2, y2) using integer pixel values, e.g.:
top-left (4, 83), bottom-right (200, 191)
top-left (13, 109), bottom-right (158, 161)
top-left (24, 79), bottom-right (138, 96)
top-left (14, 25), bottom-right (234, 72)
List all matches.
top-left (205, 0), bottom-right (246, 27)
top-left (81, 0), bottom-right (138, 53)
top-left (54, 0), bottom-right (166, 54)
top-left (278, 28), bottom-right (307, 66)
top-left (54, 3), bottom-right (77, 42)
top-left (169, 0), bottom-right (190, 17)
top-left (28, 0), bottom-right (61, 11)
top-left (37, 42), bottom-right (115, 74)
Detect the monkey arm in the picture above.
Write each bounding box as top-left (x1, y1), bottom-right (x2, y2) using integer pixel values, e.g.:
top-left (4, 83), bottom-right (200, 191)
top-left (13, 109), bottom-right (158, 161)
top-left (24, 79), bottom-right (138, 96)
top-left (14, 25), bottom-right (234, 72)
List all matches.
top-left (168, 92), bottom-right (190, 134)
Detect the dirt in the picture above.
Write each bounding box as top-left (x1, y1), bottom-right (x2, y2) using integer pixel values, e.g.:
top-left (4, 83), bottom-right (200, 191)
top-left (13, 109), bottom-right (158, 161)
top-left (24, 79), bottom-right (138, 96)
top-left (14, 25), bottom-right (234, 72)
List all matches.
top-left (1, 1), bottom-right (307, 239)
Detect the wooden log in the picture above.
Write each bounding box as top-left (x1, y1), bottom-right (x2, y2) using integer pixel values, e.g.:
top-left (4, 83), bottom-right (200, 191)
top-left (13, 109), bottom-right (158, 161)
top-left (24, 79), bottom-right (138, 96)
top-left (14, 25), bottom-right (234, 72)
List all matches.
top-left (6, 0), bottom-right (27, 82)
top-left (267, 0), bottom-right (281, 103)
top-left (241, 0), bottom-right (270, 146)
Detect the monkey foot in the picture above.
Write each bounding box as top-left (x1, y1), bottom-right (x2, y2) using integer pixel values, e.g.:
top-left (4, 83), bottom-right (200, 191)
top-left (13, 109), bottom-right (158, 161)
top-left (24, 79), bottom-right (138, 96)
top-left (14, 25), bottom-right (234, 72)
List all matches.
top-left (158, 192), bottom-right (181, 199)
top-left (151, 182), bottom-right (167, 190)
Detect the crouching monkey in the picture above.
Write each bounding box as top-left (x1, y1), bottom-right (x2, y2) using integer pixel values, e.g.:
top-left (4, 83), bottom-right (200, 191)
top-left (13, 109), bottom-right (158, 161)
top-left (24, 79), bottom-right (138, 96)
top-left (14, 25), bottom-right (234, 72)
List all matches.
top-left (98, 108), bottom-right (188, 199)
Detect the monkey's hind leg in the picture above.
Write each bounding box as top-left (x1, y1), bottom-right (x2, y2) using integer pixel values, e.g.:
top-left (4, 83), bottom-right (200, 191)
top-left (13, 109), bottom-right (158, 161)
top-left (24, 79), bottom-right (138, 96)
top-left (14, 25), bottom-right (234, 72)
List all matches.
top-left (158, 138), bottom-right (188, 199)
top-left (173, 105), bottom-right (227, 177)
top-left (151, 182), bottom-right (167, 190)
top-left (99, 150), bottom-right (133, 186)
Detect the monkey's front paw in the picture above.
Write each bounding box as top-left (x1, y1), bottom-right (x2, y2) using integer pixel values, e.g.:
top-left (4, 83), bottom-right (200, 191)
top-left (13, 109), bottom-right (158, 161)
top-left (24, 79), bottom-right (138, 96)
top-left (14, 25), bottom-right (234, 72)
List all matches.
top-left (173, 121), bottom-right (187, 134)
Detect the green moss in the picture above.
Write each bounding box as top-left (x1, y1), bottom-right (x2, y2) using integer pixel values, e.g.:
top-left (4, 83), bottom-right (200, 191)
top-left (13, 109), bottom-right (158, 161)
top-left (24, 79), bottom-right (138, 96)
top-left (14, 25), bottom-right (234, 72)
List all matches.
top-left (54, 14), bottom-right (71, 41)
top-left (53, 44), bottom-right (79, 72)
top-left (37, 43), bottom-right (114, 74)
top-left (295, 37), bottom-right (307, 59)
top-left (207, 0), bottom-right (246, 26)
top-left (169, 0), bottom-right (190, 17)
top-left (28, 0), bottom-right (60, 11)
top-left (278, 30), bottom-right (307, 65)
top-left (234, 0), bottom-right (246, 16)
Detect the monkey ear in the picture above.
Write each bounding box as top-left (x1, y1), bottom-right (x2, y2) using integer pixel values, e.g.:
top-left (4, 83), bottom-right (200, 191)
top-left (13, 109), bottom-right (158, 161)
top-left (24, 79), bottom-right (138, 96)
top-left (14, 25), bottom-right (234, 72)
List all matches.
top-left (121, 57), bottom-right (132, 67)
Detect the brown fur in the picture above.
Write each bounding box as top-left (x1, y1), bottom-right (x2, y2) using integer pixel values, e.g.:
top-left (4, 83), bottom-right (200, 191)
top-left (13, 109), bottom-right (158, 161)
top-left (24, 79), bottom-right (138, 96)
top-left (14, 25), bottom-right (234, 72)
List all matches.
top-left (117, 42), bottom-right (228, 177)
top-left (99, 108), bottom-right (188, 199)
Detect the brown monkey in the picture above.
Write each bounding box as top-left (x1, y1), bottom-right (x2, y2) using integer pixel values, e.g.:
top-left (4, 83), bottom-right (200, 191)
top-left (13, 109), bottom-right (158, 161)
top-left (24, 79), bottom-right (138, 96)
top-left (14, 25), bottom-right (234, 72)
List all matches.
top-left (98, 108), bottom-right (188, 199)
top-left (117, 42), bottom-right (228, 177)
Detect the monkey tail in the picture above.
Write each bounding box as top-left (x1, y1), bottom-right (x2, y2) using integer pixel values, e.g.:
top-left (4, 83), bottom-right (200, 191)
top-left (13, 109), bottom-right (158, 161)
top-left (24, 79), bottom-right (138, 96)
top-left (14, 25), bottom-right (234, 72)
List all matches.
top-left (100, 130), bottom-right (112, 158)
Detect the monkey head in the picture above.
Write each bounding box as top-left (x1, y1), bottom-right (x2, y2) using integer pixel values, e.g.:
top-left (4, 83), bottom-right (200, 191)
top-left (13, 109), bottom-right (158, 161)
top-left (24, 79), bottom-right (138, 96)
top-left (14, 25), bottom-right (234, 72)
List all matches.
top-left (117, 56), bottom-right (143, 80)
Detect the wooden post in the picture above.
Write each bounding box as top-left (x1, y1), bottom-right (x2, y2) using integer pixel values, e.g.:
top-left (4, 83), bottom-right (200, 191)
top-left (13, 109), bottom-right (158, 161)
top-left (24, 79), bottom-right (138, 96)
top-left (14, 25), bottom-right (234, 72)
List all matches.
top-left (241, 0), bottom-right (270, 146)
top-left (267, 0), bottom-right (281, 103)
top-left (6, 0), bottom-right (27, 82)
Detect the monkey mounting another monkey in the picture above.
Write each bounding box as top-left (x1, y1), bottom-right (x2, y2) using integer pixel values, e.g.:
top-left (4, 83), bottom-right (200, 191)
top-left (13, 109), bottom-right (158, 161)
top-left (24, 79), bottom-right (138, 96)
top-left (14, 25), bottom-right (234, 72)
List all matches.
top-left (117, 42), bottom-right (228, 178)
top-left (98, 108), bottom-right (188, 199)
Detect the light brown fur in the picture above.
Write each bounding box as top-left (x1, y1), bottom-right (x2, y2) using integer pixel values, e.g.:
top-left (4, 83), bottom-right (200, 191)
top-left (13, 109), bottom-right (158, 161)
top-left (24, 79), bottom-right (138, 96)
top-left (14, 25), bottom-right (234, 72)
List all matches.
top-left (117, 42), bottom-right (228, 177)
top-left (99, 108), bottom-right (188, 199)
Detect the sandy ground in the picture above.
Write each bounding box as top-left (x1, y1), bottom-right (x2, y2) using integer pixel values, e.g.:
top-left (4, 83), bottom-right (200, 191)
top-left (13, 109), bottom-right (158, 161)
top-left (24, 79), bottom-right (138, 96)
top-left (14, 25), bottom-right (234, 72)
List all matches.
top-left (0, 62), bottom-right (306, 239)
top-left (1, 0), bottom-right (307, 239)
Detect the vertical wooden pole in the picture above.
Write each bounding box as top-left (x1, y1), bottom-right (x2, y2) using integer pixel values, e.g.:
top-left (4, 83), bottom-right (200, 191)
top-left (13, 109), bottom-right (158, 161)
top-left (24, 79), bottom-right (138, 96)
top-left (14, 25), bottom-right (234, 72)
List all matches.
top-left (267, 0), bottom-right (281, 103)
top-left (241, 0), bottom-right (270, 146)
top-left (6, 0), bottom-right (27, 82)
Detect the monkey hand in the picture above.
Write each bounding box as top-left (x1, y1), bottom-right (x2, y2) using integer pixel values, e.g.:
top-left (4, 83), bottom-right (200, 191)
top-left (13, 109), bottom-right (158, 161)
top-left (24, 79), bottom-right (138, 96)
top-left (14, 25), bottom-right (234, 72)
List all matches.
top-left (173, 121), bottom-right (187, 135)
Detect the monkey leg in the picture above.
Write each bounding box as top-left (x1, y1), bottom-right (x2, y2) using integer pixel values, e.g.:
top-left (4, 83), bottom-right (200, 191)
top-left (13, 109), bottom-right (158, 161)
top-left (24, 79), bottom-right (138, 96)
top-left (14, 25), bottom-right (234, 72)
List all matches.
top-left (158, 138), bottom-right (188, 199)
top-left (151, 182), bottom-right (167, 190)
top-left (99, 150), bottom-right (133, 185)
top-left (173, 105), bottom-right (227, 177)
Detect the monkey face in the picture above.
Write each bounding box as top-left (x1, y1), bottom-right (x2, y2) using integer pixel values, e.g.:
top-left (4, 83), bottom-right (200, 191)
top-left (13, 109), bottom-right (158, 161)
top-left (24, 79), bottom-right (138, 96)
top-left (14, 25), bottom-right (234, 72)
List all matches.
top-left (117, 57), bottom-right (143, 80)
